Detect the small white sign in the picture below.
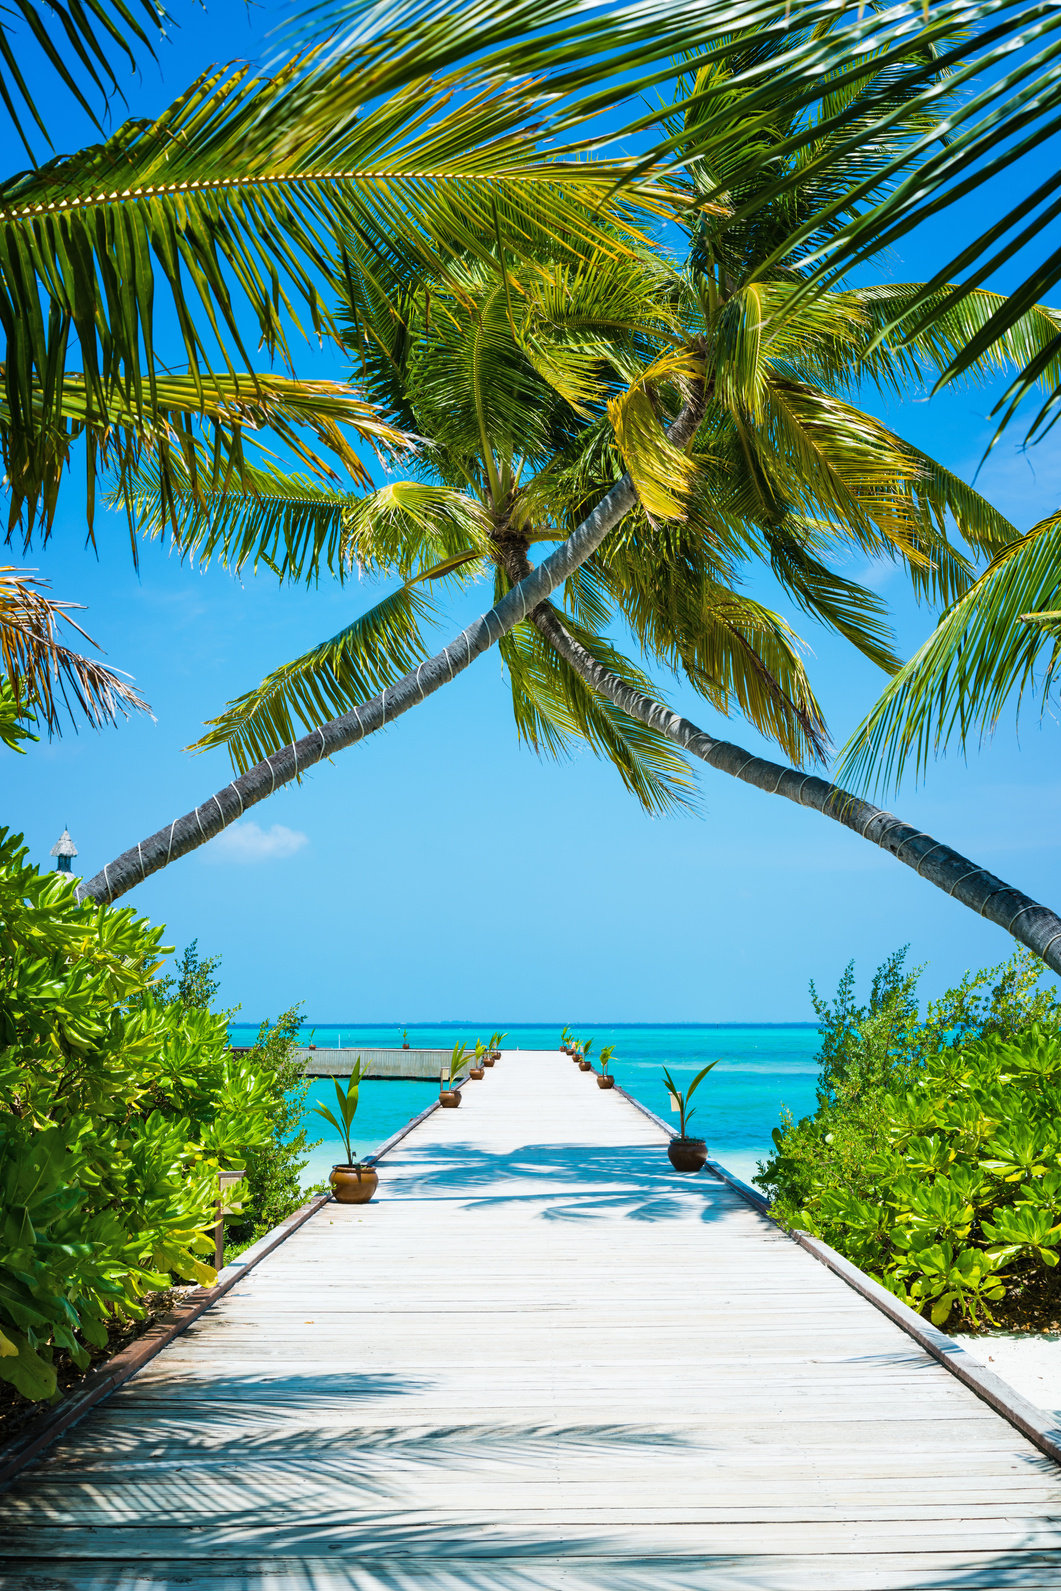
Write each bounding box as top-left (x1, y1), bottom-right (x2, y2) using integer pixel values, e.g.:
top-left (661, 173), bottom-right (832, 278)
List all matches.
top-left (669, 1096), bottom-right (679, 1112)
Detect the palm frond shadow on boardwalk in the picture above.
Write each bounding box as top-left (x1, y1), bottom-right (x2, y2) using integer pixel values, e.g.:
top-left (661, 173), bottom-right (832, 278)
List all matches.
top-left (381, 1140), bottom-right (748, 1224)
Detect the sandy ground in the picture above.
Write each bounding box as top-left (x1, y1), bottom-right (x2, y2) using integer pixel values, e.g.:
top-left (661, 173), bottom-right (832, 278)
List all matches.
top-left (954, 1333), bottom-right (1061, 1420)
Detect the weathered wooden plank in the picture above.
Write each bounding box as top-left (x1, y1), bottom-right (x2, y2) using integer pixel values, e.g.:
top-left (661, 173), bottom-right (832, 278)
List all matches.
top-left (7, 1557), bottom-right (1061, 1591)
top-left (2, 1047), bottom-right (1059, 1591)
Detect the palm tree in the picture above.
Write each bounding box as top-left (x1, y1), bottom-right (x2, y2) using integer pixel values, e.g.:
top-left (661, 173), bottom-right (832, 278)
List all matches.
top-left (76, 57), bottom-right (1061, 977)
top-left (0, 8), bottom-right (671, 724)
top-left (7, 0), bottom-right (1061, 727)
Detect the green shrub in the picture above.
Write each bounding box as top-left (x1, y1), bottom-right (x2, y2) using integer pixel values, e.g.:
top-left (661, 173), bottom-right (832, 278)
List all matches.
top-left (223, 1009), bottom-right (325, 1254)
top-left (757, 949), bottom-right (1061, 1329)
top-left (0, 829), bottom-right (275, 1400)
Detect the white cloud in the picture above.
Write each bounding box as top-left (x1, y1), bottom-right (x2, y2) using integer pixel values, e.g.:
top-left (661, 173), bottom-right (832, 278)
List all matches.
top-left (206, 820), bottom-right (308, 864)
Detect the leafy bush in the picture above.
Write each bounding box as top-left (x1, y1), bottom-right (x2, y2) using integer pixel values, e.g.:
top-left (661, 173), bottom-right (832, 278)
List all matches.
top-left (0, 830), bottom-right (275, 1400)
top-left (223, 1008), bottom-right (325, 1254)
top-left (141, 945), bottom-right (323, 1256)
top-left (757, 949), bottom-right (1061, 1329)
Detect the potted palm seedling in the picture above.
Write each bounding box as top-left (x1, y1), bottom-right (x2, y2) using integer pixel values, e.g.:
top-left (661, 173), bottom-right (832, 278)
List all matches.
top-left (597, 1046), bottom-right (616, 1090)
top-left (440, 1042), bottom-right (469, 1106)
top-left (488, 1030), bottom-right (506, 1062)
top-left (579, 1038), bottom-right (595, 1072)
top-left (662, 1062), bottom-right (719, 1172)
top-left (571, 1036), bottom-right (585, 1063)
top-left (560, 1026), bottom-right (573, 1055)
top-left (469, 1040), bottom-right (487, 1080)
top-left (400, 1027), bottom-right (410, 1049)
top-left (315, 1062), bottom-right (378, 1203)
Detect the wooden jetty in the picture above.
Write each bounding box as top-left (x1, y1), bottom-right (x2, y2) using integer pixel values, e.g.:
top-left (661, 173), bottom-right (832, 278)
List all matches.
top-left (230, 1045), bottom-right (457, 1079)
top-left (4, 1049), bottom-right (1061, 1589)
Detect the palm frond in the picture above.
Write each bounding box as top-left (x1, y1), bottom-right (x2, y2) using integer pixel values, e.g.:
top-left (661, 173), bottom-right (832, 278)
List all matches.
top-left (124, 466), bottom-right (358, 586)
top-left (764, 529), bottom-right (901, 674)
top-left (499, 600), bottom-right (697, 815)
top-left (851, 286), bottom-right (1061, 396)
top-left (0, 566), bottom-right (148, 731)
top-left (0, 0), bottom-right (163, 158)
top-left (596, 520), bottom-right (830, 766)
top-left (191, 581), bottom-right (438, 772)
top-left (0, 47), bottom-right (668, 535)
top-left (11, 371), bottom-right (407, 545)
top-left (839, 510), bottom-right (1061, 792)
top-left (124, 466), bottom-right (490, 588)
top-left (606, 349), bottom-right (701, 522)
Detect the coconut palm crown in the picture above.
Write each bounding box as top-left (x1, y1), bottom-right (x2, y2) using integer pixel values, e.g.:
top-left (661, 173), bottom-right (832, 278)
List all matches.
top-left (123, 45), bottom-right (1059, 820)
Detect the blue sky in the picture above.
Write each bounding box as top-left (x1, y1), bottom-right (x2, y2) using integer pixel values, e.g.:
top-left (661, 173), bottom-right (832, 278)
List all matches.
top-left (4, 4), bottom-right (1061, 1023)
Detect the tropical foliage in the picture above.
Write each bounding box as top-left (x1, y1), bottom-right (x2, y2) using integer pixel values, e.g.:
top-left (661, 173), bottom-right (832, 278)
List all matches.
top-left (309, 0), bottom-right (1061, 436)
top-left (8, 0), bottom-right (1061, 734)
top-left (314, 1063), bottom-right (367, 1166)
top-left (133, 48), bottom-right (1058, 826)
top-left (757, 949), bottom-right (1061, 1328)
top-left (0, 567), bottom-right (147, 733)
top-left (0, 831), bottom-right (275, 1400)
top-left (151, 951), bottom-right (323, 1252)
top-left (225, 1010), bottom-right (324, 1252)
top-left (841, 508), bottom-right (1061, 790)
top-left (663, 1062), bottom-right (719, 1138)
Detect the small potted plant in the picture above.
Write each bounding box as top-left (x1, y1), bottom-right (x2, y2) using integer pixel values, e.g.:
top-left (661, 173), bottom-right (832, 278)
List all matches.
top-left (559, 1026), bottom-right (574, 1055)
top-left (315, 1062), bottom-right (378, 1203)
top-left (469, 1040), bottom-right (487, 1080)
top-left (440, 1042), bottom-right (468, 1106)
top-left (662, 1062), bottom-right (719, 1172)
top-left (578, 1038), bottom-right (595, 1072)
top-left (571, 1036), bottom-right (585, 1063)
top-left (400, 1027), bottom-right (410, 1049)
top-left (597, 1046), bottom-right (616, 1090)
top-left (488, 1030), bottom-right (506, 1062)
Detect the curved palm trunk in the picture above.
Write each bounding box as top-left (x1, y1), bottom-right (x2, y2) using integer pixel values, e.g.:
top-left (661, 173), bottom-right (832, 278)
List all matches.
top-left (526, 599), bottom-right (1061, 977)
top-left (77, 393), bottom-right (706, 905)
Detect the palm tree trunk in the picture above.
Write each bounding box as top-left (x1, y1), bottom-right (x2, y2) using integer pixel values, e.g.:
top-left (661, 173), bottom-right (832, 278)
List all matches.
top-left (524, 598), bottom-right (1061, 976)
top-left (77, 391), bottom-right (707, 905)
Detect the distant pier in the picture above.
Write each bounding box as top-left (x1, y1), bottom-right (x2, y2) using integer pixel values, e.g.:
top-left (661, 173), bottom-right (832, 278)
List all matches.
top-left (230, 1045), bottom-right (457, 1078)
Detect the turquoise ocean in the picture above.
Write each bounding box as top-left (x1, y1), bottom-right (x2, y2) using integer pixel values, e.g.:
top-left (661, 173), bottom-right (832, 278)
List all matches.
top-left (228, 1022), bottom-right (823, 1189)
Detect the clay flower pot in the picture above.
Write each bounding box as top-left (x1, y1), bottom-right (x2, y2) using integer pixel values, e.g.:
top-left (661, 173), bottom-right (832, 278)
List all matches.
top-left (440, 1090), bottom-right (462, 1107)
top-left (469, 1066), bottom-right (485, 1080)
top-left (597, 1075), bottom-right (615, 1090)
top-left (667, 1137), bottom-right (708, 1174)
top-left (330, 1164), bottom-right (379, 1204)
top-left (578, 1059), bottom-right (593, 1072)
top-left (483, 1056), bottom-right (496, 1068)
top-left (490, 1050), bottom-right (501, 1061)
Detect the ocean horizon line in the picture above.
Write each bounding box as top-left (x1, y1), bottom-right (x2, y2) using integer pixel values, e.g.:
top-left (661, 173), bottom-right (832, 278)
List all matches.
top-left (228, 1019), bottom-right (820, 1030)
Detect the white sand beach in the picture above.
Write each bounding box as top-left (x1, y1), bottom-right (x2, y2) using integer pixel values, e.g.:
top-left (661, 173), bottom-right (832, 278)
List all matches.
top-left (955, 1334), bottom-right (1061, 1422)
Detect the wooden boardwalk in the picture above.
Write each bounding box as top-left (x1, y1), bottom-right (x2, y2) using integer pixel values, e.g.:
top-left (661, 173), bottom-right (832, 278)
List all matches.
top-left (4, 1049), bottom-right (1061, 1590)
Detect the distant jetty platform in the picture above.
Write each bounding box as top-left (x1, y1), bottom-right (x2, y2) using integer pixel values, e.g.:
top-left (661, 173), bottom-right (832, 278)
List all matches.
top-left (229, 1044), bottom-right (455, 1078)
